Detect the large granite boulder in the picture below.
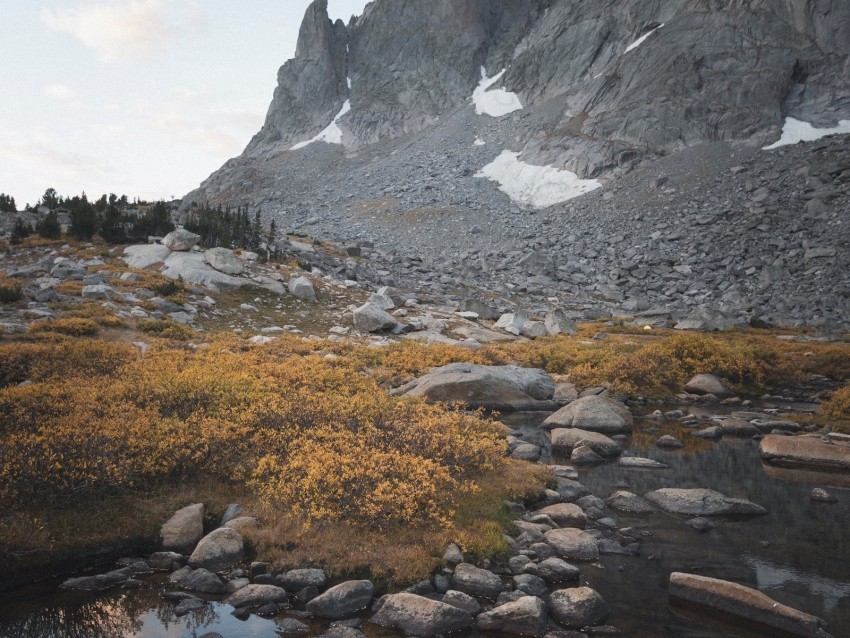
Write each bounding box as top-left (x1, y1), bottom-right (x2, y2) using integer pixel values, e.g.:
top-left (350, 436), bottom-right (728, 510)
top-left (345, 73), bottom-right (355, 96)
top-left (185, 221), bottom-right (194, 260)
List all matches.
top-left (543, 395), bottom-right (633, 433)
top-left (307, 580), bottom-right (374, 619)
top-left (548, 587), bottom-right (610, 629)
top-left (397, 364), bottom-right (555, 411)
top-left (476, 595), bottom-right (548, 636)
top-left (188, 527), bottom-right (244, 571)
top-left (162, 229), bottom-right (201, 252)
top-left (550, 428), bottom-right (621, 458)
top-left (543, 528), bottom-right (599, 561)
top-left (371, 593), bottom-right (474, 636)
top-left (204, 247), bottom-right (245, 275)
top-left (161, 503), bottom-right (204, 553)
top-left (451, 563), bottom-right (504, 598)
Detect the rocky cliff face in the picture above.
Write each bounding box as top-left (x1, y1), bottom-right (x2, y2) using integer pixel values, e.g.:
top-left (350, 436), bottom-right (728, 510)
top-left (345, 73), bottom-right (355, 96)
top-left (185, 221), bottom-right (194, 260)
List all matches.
top-left (181, 0), bottom-right (850, 328)
top-left (195, 0), bottom-right (849, 179)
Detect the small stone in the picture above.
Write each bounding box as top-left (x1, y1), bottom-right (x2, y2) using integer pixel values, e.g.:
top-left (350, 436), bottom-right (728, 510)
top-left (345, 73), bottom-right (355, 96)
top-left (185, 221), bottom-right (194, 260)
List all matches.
top-left (810, 488), bottom-right (837, 503)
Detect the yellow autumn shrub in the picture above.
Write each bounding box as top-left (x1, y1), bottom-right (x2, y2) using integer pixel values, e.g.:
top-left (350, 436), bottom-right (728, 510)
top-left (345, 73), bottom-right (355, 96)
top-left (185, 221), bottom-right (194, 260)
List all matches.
top-left (28, 317), bottom-right (98, 336)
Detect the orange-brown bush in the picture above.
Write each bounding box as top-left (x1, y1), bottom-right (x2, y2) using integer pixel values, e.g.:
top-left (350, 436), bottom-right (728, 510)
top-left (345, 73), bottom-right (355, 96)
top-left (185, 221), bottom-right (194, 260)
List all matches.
top-left (0, 338), bottom-right (507, 531)
top-left (27, 317), bottom-right (98, 337)
top-left (822, 383), bottom-right (850, 428)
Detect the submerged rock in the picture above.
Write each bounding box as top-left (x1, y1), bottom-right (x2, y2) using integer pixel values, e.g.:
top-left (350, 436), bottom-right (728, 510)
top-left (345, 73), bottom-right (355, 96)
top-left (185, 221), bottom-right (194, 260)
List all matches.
top-left (669, 572), bottom-right (833, 637)
top-left (645, 488), bottom-right (767, 516)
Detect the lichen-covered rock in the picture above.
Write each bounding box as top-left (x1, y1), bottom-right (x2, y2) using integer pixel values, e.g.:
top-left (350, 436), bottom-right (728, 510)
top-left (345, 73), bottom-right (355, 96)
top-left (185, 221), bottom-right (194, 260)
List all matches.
top-left (370, 593), bottom-right (474, 636)
top-left (161, 503), bottom-right (204, 553)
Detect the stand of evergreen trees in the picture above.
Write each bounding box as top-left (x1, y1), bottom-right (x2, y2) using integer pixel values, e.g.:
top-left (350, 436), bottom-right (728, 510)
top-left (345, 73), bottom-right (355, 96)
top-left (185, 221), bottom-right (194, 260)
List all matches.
top-left (184, 204), bottom-right (277, 260)
top-left (0, 194), bottom-right (16, 213)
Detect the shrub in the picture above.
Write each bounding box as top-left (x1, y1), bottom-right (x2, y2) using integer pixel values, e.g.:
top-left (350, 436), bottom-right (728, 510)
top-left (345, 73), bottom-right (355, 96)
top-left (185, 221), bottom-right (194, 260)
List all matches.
top-left (137, 319), bottom-right (193, 340)
top-left (28, 318), bottom-right (98, 337)
top-left (0, 281), bottom-right (23, 303)
top-left (152, 279), bottom-right (183, 298)
top-left (822, 383), bottom-right (850, 424)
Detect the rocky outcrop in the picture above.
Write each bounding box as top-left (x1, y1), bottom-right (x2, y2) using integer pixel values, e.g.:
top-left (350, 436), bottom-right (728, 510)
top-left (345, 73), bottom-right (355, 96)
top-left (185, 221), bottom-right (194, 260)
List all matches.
top-left (669, 572), bottom-right (833, 638)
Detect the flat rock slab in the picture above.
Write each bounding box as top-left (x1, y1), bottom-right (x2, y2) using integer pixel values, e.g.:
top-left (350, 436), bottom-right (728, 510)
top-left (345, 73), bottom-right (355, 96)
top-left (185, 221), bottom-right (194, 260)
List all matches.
top-left (123, 244), bottom-right (172, 269)
top-left (371, 593), bottom-right (473, 636)
top-left (398, 363), bottom-right (555, 412)
top-left (161, 252), bottom-right (244, 290)
top-left (645, 488), bottom-right (767, 517)
top-left (669, 572), bottom-right (833, 637)
top-left (543, 395), bottom-right (633, 433)
top-left (544, 528), bottom-right (599, 561)
top-left (618, 457), bottom-right (669, 469)
top-left (760, 434), bottom-right (850, 473)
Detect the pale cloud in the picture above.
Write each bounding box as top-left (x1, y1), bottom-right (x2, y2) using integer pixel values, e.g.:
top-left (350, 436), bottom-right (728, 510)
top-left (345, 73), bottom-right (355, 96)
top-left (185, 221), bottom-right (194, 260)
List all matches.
top-left (41, 0), bottom-right (204, 63)
top-left (43, 83), bottom-right (77, 102)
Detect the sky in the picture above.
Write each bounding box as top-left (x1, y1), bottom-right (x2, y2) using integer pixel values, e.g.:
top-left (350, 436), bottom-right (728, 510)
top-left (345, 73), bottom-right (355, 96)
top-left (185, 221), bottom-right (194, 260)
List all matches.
top-left (0, 0), bottom-right (370, 208)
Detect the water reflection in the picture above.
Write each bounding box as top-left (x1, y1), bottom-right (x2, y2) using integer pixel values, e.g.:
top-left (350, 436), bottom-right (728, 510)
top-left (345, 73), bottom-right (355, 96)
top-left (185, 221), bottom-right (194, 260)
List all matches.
top-left (743, 554), bottom-right (850, 615)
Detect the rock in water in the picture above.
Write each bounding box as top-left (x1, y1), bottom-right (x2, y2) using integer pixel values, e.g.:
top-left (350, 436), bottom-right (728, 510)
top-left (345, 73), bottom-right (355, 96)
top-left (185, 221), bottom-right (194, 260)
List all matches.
top-left (544, 528), bottom-right (599, 561)
top-left (226, 584), bottom-right (289, 609)
top-left (550, 428), bottom-right (621, 458)
top-left (307, 580), bottom-right (374, 619)
top-left (669, 572), bottom-right (833, 637)
top-left (548, 587), bottom-right (610, 629)
top-left (645, 488), bottom-right (767, 516)
top-left (543, 395), bottom-right (633, 433)
top-left (760, 434), bottom-right (850, 473)
top-left (370, 593), bottom-right (474, 636)
top-left (161, 503), bottom-right (204, 553)
top-left (476, 595), bottom-right (549, 636)
top-left (451, 563), bottom-right (503, 598)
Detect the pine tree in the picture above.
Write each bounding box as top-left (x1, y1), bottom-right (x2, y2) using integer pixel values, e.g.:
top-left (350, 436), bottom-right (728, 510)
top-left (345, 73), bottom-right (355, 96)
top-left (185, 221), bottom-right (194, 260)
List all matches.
top-left (69, 193), bottom-right (98, 241)
top-left (36, 211), bottom-right (62, 239)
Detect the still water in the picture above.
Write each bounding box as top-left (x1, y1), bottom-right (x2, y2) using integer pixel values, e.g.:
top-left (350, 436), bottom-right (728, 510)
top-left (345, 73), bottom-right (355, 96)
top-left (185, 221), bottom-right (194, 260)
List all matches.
top-left (0, 409), bottom-right (848, 637)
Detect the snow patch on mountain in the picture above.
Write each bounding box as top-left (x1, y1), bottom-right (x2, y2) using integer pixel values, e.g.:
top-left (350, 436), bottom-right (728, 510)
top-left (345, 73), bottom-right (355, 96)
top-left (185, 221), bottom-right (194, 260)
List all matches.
top-left (476, 150), bottom-right (602, 209)
top-left (625, 23), bottom-right (664, 53)
top-left (291, 79), bottom-right (353, 150)
top-left (763, 117), bottom-right (850, 150)
top-left (472, 68), bottom-right (523, 117)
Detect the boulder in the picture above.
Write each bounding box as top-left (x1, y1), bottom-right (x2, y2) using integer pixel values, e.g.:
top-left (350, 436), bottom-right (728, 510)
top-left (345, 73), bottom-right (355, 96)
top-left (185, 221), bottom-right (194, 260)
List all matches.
top-left (353, 302), bottom-right (400, 333)
top-left (548, 587), bottom-right (610, 629)
top-left (397, 363), bottom-right (555, 411)
top-left (477, 595), bottom-right (549, 636)
top-left (606, 491), bottom-right (655, 514)
top-left (550, 428), bottom-right (621, 458)
top-left (451, 563), bottom-right (504, 598)
top-left (180, 568), bottom-right (226, 594)
top-left (715, 417), bottom-right (760, 437)
top-left (543, 395), bottom-right (633, 433)
top-left (760, 434), bottom-right (850, 473)
top-left (512, 443), bottom-right (542, 461)
top-left (123, 244), bottom-right (171, 269)
top-left (204, 247), bottom-right (244, 275)
top-left (307, 580), bottom-right (374, 619)
top-left (535, 557), bottom-right (581, 583)
top-left (162, 229), bottom-right (201, 252)
top-left (81, 284), bottom-right (116, 300)
top-left (684, 374), bottom-right (733, 397)
top-left (222, 516), bottom-right (259, 533)
top-left (442, 543), bottom-right (464, 565)
top-left (645, 488), bottom-right (767, 516)
top-left (370, 593), bottom-right (474, 636)
top-left (544, 310), bottom-right (578, 336)
top-left (220, 503), bottom-right (244, 525)
top-left (289, 275), bottom-right (317, 301)
top-left (280, 568), bottom-right (328, 591)
top-left (513, 574), bottom-right (548, 597)
top-left (441, 590), bottom-right (480, 615)
top-left (161, 503), bottom-right (204, 553)
top-left (494, 312), bottom-right (529, 335)
top-left (669, 572), bottom-right (832, 637)
top-left (544, 528), bottom-right (599, 561)
top-left (188, 527), bottom-right (244, 571)
top-left (226, 584), bottom-right (288, 609)
top-left (534, 503), bottom-right (587, 528)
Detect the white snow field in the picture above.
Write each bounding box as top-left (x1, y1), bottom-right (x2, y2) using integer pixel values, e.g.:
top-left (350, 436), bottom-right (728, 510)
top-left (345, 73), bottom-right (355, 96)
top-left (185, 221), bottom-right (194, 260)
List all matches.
top-left (763, 117), bottom-right (850, 150)
top-left (291, 79), bottom-right (353, 150)
top-left (472, 68), bottom-right (523, 117)
top-left (476, 150), bottom-right (602, 209)
top-left (625, 23), bottom-right (664, 53)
